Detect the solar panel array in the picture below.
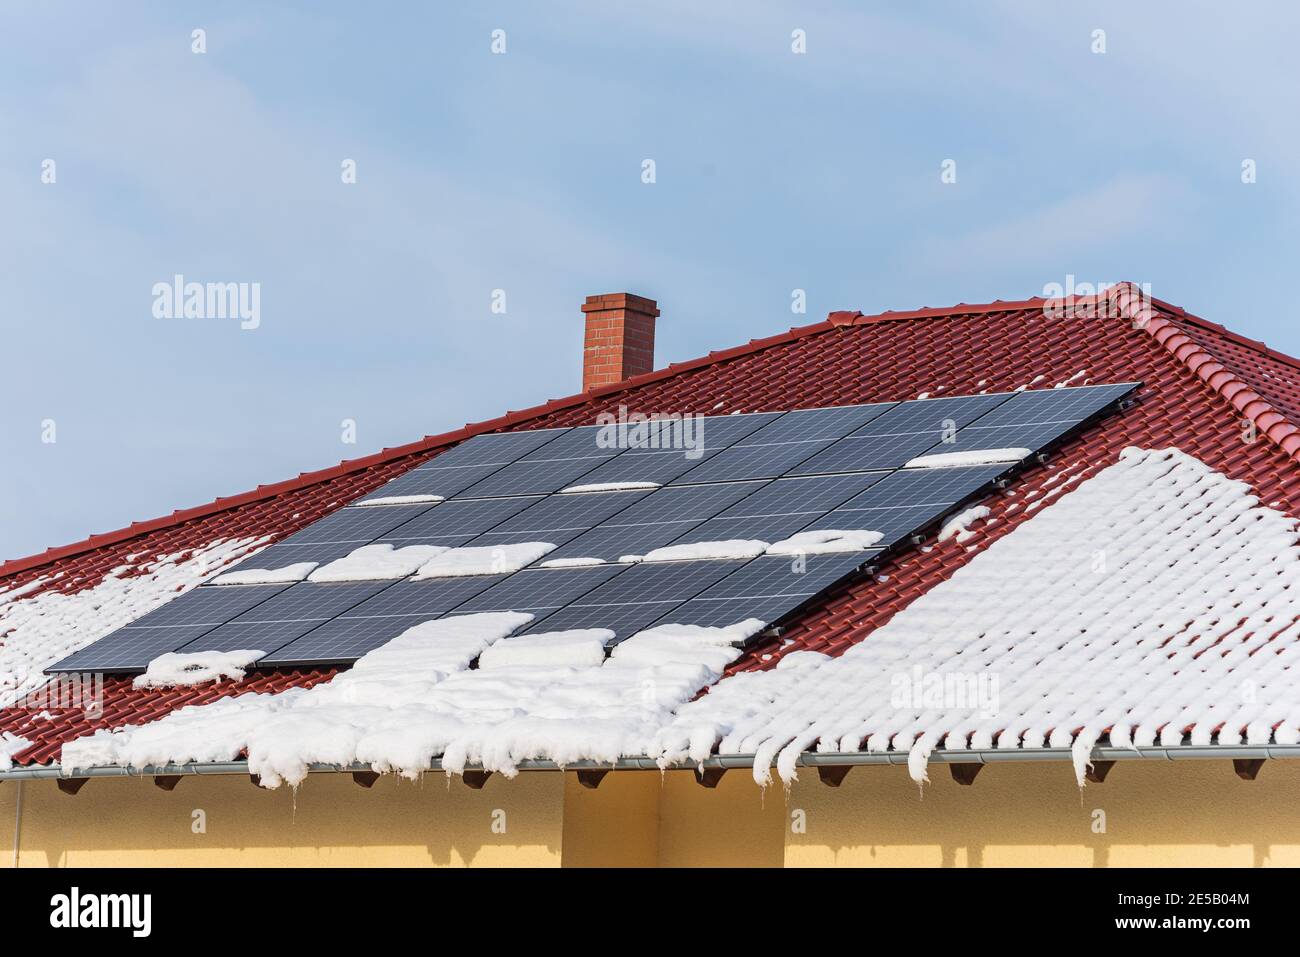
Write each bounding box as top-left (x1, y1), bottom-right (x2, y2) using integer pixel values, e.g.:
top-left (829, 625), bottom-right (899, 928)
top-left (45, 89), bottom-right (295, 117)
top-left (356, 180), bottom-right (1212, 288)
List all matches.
top-left (49, 382), bottom-right (1138, 673)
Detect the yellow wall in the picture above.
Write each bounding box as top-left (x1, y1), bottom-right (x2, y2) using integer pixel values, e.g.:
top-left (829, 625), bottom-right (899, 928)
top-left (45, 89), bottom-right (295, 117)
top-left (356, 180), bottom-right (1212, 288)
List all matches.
top-left (5, 759), bottom-right (1300, 867)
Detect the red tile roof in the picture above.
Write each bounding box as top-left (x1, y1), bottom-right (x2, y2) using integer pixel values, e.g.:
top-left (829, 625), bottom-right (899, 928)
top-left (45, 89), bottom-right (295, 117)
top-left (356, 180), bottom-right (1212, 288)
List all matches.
top-left (4, 283), bottom-right (1300, 768)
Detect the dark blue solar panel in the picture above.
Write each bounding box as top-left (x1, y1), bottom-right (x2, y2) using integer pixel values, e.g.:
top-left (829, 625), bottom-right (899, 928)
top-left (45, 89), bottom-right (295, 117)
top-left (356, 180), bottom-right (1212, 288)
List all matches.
top-left (925, 382), bottom-right (1138, 458)
top-left (384, 495), bottom-right (544, 546)
top-left (355, 429), bottom-right (570, 503)
top-left (536, 480), bottom-right (768, 564)
top-left (274, 502), bottom-right (435, 546)
top-left (664, 471), bottom-right (889, 547)
top-left (670, 403), bottom-right (897, 485)
top-left (45, 583), bottom-right (292, 673)
top-left (567, 411), bottom-right (782, 486)
top-left (49, 624), bottom-right (229, 674)
top-left (450, 565), bottom-right (626, 619)
top-left (802, 463), bottom-right (1007, 546)
top-left (454, 426), bottom-right (627, 498)
top-left (177, 581), bottom-right (395, 656)
top-left (259, 575), bottom-right (510, 665)
top-left (468, 488), bottom-right (651, 550)
top-left (221, 541), bottom-right (359, 572)
top-left (791, 393), bottom-right (1014, 474)
top-left (523, 560), bottom-right (745, 640)
top-left (653, 552), bottom-right (872, 635)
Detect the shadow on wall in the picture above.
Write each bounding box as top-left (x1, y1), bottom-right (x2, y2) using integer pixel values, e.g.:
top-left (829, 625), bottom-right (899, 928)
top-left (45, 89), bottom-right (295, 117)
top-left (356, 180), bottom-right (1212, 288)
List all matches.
top-left (3, 771), bottom-right (565, 867)
top-left (780, 758), bottom-right (1300, 867)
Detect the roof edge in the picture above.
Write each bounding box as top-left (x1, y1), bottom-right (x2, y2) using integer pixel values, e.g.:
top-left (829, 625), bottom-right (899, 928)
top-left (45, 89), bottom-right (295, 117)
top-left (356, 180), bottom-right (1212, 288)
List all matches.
top-left (8, 284), bottom-right (1298, 581)
top-left (6, 743), bottom-right (1297, 781)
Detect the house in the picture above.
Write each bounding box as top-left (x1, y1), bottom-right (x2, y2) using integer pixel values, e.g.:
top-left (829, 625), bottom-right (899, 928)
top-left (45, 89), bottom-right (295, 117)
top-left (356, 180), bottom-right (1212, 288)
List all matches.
top-left (3, 283), bottom-right (1300, 867)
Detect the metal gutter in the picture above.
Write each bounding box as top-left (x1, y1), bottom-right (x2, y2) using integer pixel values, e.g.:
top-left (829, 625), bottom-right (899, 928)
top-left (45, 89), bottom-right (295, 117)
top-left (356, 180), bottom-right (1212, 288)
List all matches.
top-left (4, 744), bottom-right (1300, 782)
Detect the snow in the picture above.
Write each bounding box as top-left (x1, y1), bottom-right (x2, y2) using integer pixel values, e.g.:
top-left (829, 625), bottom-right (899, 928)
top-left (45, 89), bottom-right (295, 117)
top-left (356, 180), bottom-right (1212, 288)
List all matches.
top-left (307, 544), bottom-right (448, 582)
top-left (477, 629), bottom-right (613, 670)
top-left (904, 448), bottom-right (1030, 469)
top-left (352, 494), bottom-right (444, 507)
top-left (61, 614), bottom-right (756, 786)
top-left (0, 537), bottom-right (266, 709)
top-left (641, 540), bottom-right (770, 563)
top-left (210, 561), bottom-right (317, 586)
top-left (1054, 370), bottom-right (1088, 388)
top-left (537, 556), bottom-right (607, 569)
top-left (937, 506), bottom-right (991, 543)
top-left (766, 530), bottom-right (883, 555)
top-left (134, 650), bottom-right (263, 689)
top-left (559, 482), bottom-right (661, 494)
top-left (0, 732), bottom-right (31, 771)
top-left (40, 446), bottom-right (1300, 792)
top-left (657, 447), bottom-right (1300, 787)
top-left (412, 542), bottom-right (556, 579)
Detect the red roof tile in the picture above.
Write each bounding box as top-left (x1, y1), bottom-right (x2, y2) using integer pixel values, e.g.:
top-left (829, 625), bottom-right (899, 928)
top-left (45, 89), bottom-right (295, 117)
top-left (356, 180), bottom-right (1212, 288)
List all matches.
top-left (5, 283), bottom-right (1300, 768)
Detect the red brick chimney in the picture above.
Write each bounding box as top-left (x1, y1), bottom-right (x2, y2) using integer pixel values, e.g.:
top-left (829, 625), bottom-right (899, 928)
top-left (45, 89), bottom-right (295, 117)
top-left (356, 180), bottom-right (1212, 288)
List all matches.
top-left (581, 293), bottom-right (659, 391)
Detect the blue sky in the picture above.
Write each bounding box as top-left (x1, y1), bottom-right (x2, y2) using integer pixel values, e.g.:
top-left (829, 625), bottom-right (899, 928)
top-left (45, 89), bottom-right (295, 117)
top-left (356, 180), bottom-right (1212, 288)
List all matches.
top-left (3, 1), bottom-right (1298, 562)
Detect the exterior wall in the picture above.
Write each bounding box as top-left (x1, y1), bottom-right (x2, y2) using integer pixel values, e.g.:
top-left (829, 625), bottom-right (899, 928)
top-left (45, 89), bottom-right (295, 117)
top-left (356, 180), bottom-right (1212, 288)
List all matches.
top-left (5, 760), bottom-right (1300, 867)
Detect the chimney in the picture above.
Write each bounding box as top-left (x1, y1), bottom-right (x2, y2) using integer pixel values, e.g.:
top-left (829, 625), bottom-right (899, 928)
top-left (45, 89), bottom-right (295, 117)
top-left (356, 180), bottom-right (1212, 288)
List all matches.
top-left (581, 292), bottom-right (659, 391)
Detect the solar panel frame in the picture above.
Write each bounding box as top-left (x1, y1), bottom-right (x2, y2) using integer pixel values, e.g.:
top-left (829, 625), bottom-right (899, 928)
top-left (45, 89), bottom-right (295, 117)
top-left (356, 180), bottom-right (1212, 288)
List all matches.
top-left (522, 559), bottom-right (746, 640)
top-left (789, 393), bottom-right (1015, 475)
top-left (534, 480), bottom-right (770, 564)
top-left (662, 471), bottom-right (891, 548)
top-left (669, 403), bottom-right (898, 485)
top-left (652, 551), bottom-right (874, 635)
top-left (49, 624), bottom-right (231, 674)
top-left (802, 462), bottom-right (1010, 546)
top-left (383, 495), bottom-right (545, 547)
top-left (448, 564), bottom-right (628, 619)
top-left (256, 574), bottom-right (510, 665)
top-left (566, 411), bottom-right (783, 487)
top-left (354, 428), bottom-right (571, 503)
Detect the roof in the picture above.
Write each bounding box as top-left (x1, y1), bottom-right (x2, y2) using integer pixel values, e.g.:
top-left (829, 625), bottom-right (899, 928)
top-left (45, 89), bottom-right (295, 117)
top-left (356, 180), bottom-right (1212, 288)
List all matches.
top-left (5, 282), bottom-right (1300, 780)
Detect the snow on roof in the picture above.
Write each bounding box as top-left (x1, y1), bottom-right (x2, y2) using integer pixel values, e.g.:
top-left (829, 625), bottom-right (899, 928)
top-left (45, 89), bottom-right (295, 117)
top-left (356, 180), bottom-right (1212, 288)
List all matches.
top-left (0, 538), bottom-right (264, 709)
top-left (61, 614), bottom-right (755, 786)
top-left (351, 494), bottom-right (445, 507)
top-left (210, 561), bottom-right (318, 586)
top-left (134, 649), bottom-right (263, 689)
top-left (559, 482), bottom-right (661, 494)
top-left (307, 544), bottom-right (449, 582)
top-left (411, 543), bottom-right (556, 579)
top-left (904, 448), bottom-right (1030, 469)
top-left (656, 447), bottom-right (1300, 787)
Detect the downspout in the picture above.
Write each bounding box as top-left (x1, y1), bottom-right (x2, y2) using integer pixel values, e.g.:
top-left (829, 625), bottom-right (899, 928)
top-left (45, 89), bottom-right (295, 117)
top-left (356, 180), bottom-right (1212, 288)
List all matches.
top-left (12, 780), bottom-right (23, 868)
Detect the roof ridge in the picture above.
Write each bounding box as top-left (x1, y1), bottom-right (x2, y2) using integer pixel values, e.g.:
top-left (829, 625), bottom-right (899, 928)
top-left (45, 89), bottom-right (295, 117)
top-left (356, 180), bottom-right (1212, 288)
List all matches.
top-left (7, 287), bottom-right (1295, 580)
top-left (1105, 282), bottom-right (1300, 462)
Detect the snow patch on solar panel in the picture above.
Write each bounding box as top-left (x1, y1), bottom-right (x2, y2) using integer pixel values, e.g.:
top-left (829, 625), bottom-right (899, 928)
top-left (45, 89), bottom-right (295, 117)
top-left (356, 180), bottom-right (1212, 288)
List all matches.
top-left (306, 543), bottom-right (449, 582)
top-left (134, 649), bottom-right (263, 689)
top-left (766, 530), bottom-right (883, 555)
top-left (210, 561), bottom-right (318, 586)
top-left (904, 448), bottom-right (1030, 468)
top-left (640, 540), bottom-right (770, 563)
top-left (412, 542), bottom-right (557, 579)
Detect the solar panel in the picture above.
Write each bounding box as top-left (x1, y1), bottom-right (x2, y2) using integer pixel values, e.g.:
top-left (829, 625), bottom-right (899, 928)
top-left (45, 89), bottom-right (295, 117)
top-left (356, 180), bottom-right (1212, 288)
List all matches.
top-left (43, 583), bottom-right (294, 673)
top-left (454, 425), bottom-right (627, 499)
top-left (49, 624), bottom-right (231, 674)
top-left (258, 575), bottom-right (508, 665)
top-left (536, 480), bottom-right (768, 564)
top-left (663, 471), bottom-right (889, 547)
top-left (355, 428), bottom-right (570, 503)
top-left (653, 552), bottom-right (873, 635)
top-left (522, 559), bottom-right (745, 640)
top-left (467, 488), bottom-right (652, 551)
top-left (790, 393), bottom-right (1013, 475)
top-left (801, 463), bottom-right (1008, 546)
top-left (566, 411), bottom-right (782, 487)
top-left (179, 581), bottom-right (395, 655)
top-left (925, 382), bottom-right (1138, 458)
top-left (449, 564), bottom-right (626, 619)
top-left (670, 403), bottom-right (897, 485)
top-left (384, 495), bottom-right (544, 546)
top-left (48, 386), bottom-right (1141, 674)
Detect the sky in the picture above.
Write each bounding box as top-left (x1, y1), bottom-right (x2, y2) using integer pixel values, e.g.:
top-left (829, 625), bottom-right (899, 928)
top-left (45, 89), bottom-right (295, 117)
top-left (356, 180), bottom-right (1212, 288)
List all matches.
top-left (2, 1), bottom-right (1299, 563)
